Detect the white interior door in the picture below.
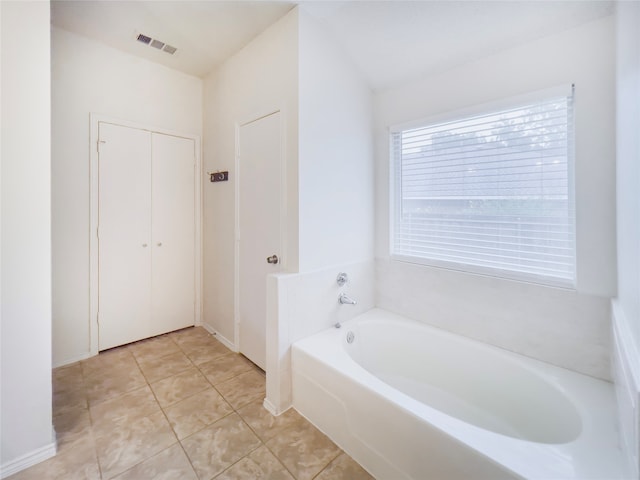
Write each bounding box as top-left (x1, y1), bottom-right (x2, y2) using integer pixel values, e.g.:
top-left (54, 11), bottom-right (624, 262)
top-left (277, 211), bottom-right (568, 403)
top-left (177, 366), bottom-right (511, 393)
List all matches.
top-left (238, 112), bottom-right (282, 370)
top-left (98, 123), bottom-right (152, 350)
top-left (150, 133), bottom-right (196, 336)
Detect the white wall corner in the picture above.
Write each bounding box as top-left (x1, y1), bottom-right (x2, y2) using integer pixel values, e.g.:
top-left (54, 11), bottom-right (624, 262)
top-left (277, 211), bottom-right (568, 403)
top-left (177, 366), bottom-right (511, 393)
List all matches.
top-left (0, 436), bottom-right (56, 479)
top-left (611, 300), bottom-right (640, 479)
top-left (265, 273), bottom-right (294, 415)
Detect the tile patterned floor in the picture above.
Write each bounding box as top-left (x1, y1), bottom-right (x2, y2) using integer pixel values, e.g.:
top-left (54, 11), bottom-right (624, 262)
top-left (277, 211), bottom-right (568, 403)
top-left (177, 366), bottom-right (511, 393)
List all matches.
top-left (9, 327), bottom-right (374, 480)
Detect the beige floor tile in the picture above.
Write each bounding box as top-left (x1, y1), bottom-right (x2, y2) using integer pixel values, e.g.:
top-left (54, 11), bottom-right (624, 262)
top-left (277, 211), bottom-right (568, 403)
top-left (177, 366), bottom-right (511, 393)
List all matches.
top-left (53, 363), bottom-right (84, 394)
top-left (111, 444), bottom-right (197, 480)
top-left (85, 366), bottom-right (147, 407)
top-left (130, 335), bottom-right (181, 364)
top-left (94, 411), bottom-right (177, 479)
top-left (7, 442), bottom-right (100, 480)
top-left (83, 353), bottom-right (140, 380)
top-left (215, 370), bottom-right (265, 410)
top-left (266, 422), bottom-right (341, 480)
top-left (53, 407), bottom-right (93, 452)
top-left (81, 347), bottom-right (133, 378)
top-left (179, 340), bottom-right (230, 366)
top-left (138, 351), bottom-right (193, 383)
top-left (150, 367), bottom-right (211, 408)
top-left (215, 445), bottom-right (294, 480)
top-left (181, 413), bottom-right (261, 480)
top-left (314, 453), bottom-right (374, 480)
top-left (237, 400), bottom-right (307, 443)
top-left (164, 388), bottom-right (233, 439)
top-left (53, 387), bottom-right (87, 417)
top-left (199, 353), bottom-right (254, 385)
top-left (169, 326), bottom-right (212, 346)
top-left (30, 331), bottom-right (365, 480)
top-left (53, 362), bottom-right (82, 379)
top-left (90, 385), bottom-right (160, 431)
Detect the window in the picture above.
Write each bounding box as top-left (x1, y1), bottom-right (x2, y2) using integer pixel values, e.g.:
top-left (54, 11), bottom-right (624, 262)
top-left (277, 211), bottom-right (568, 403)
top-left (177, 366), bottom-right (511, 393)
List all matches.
top-left (391, 86), bottom-right (575, 287)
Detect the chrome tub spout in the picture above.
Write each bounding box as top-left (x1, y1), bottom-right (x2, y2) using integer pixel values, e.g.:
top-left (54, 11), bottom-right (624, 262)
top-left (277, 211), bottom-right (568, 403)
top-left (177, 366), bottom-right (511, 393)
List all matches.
top-left (339, 293), bottom-right (357, 305)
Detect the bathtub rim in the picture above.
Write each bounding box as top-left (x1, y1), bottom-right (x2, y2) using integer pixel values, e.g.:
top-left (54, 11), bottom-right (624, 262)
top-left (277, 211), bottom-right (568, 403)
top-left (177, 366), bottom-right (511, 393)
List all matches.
top-left (291, 307), bottom-right (629, 480)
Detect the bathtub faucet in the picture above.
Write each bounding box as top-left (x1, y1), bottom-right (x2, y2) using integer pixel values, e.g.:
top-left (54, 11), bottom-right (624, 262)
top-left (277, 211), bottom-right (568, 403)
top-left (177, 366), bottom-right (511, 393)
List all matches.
top-left (338, 293), bottom-right (357, 305)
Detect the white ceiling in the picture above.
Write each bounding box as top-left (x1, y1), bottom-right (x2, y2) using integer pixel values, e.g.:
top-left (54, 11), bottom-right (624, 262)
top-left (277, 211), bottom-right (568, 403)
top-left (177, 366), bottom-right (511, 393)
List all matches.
top-left (51, 0), bottom-right (614, 90)
top-left (51, 1), bottom-right (296, 78)
top-left (306, 1), bottom-right (615, 90)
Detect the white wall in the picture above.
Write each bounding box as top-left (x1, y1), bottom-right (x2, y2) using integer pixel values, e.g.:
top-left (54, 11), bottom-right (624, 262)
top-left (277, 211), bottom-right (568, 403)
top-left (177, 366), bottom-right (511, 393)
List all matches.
top-left (614, 1), bottom-right (640, 353)
top-left (613, 2), bottom-right (640, 477)
top-left (51, 27), bottom-right (203, 366)
top-left (263, 9), bottom-right (375, 413)
top-left (202, 9), bottom-right (299, 343)
top-left (1, 1), bottom-right (56, 475)
top-left (298, 8), bottom-right (374, 272)
top-left (374, 17), bottom-right (615, 380)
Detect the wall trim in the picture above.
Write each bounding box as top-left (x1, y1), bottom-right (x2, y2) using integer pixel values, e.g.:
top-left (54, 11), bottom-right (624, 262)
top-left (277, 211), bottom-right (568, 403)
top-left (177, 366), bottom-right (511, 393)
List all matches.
top-left (263, 397), bottom-right (292, 416)
top-left (0, 440), bottom-right (56, 479)
top-left (52, 351), bottom-right (92, 369)
top-left (201, 322), bottom-right (237, 352)
top-left (611, 299), bottom-right (640, 479)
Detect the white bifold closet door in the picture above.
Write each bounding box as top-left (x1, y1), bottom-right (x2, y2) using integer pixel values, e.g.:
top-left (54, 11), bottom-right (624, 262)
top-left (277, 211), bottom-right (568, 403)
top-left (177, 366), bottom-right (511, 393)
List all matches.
top-left (150, 133), bottom-right (195, 338)
top-left (98, 122), bottom-right (195, 350)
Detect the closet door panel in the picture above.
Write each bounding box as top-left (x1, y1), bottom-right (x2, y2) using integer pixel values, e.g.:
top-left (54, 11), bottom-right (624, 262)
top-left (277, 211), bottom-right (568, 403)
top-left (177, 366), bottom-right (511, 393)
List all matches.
top-left (98, 123), bottom-right (152, 350)
top-left (150, 133), bottom-right (195, 335)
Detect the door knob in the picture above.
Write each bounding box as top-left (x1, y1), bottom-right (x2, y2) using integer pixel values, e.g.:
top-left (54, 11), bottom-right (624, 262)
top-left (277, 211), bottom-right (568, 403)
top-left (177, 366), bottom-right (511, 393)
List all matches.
top-left (142, 243), bottom-right (148, 248)
top-left (266, 255), bottom-right (279, 264)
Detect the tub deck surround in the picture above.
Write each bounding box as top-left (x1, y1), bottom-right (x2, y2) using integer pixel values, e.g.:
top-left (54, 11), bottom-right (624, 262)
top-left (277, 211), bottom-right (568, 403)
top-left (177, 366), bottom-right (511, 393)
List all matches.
top-left (292, 308), bottom-right (630, 480)
top-left (264, 261), bottom-right (376, 415)
top-left (612, 301), bottom-right (640, 479)
top-left (374, 259), bottom-right (612, 382)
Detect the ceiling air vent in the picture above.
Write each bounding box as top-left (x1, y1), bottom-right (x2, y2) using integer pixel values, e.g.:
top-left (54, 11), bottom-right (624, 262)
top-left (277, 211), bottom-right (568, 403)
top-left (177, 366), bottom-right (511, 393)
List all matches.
top-left (163, 44), bottom-right (177, 55)
top-left (136, 33), bottom-right (152, 45)
top-left (150, 39), bottom-right (164, 49)
top-left (135, 32), bottom-right (177, 55)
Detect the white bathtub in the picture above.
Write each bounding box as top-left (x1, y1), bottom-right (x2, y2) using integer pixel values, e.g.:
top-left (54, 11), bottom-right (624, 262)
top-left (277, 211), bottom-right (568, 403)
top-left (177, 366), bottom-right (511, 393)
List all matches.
top-left (292, 308), bottom-right (630, 479)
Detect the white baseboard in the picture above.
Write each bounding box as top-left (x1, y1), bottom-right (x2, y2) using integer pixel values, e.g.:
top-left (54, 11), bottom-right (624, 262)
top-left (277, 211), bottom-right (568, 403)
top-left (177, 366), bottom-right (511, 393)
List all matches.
top-left (52, 351), bottom-right (93, 369)
top-left (611, 300), bottom-right (640, 480)
top-left (263, 397), bottom-right (290, 417)
top-left (0, 439), bottom-right (56, 479)
top-left (201, 323), bottom-right (237, 352)
top-left (263, 397), bottom-right (278, 415)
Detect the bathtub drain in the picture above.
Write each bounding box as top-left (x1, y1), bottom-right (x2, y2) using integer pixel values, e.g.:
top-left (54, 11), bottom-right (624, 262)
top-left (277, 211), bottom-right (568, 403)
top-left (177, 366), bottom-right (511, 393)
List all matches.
top-left (346, 331), bottom-right (355, 344)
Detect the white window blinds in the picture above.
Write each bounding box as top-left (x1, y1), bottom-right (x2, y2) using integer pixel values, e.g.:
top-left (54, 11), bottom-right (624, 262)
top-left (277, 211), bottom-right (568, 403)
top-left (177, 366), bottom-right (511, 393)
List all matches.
top-left (391, 87), bottom-right (575, 287)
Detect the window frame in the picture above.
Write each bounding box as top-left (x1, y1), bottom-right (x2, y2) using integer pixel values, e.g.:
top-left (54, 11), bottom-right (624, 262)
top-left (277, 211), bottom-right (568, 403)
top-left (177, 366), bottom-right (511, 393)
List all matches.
top-left (389, 85), bottom-right (576, 288)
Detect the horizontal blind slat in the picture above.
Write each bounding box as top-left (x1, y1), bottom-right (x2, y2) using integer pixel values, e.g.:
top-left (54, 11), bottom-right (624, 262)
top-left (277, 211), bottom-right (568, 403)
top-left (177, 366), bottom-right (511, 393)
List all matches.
top-left (394, 234), bottom-right (574, 258)
top-left (394, 242), bottom-right (574, 269)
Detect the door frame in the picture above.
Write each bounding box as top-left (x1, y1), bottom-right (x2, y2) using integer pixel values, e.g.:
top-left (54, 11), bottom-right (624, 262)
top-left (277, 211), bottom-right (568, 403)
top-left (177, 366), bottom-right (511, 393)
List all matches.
top-left (89, 113), bottom-right (203, 355)
top-left (234, 109), bottom-right (287, 354)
